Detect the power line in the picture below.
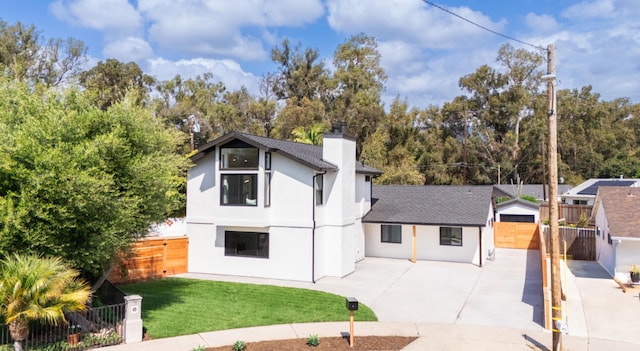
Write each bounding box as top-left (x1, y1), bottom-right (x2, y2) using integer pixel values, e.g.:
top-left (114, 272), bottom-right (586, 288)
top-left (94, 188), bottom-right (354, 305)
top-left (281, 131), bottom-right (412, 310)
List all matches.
top-left (421, 0), bottom-right (546, 52)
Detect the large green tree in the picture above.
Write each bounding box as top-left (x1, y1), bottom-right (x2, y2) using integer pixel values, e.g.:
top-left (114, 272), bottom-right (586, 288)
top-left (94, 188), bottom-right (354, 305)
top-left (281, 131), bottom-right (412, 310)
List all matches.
top-left (79, 58), bottom-right (155, 111)
top-left (0, 254), bottom-right (91, 351)
top-left (0, 78), bottom-right (189, 278)
top-left (0, 20), bottom-right (87, 87)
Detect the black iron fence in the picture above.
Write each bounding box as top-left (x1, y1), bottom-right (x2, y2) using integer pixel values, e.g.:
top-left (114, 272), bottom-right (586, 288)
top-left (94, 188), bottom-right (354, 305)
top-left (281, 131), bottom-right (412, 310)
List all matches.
top-left (0, 303), bottom-right (125, 350)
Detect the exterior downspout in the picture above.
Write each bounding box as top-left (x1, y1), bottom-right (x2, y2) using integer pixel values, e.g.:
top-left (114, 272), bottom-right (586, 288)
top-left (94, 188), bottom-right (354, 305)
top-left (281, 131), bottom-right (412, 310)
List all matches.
top-left (312, 170), bottom-right (327, 283)
top-left (478, 226), bottom-right (483, 267)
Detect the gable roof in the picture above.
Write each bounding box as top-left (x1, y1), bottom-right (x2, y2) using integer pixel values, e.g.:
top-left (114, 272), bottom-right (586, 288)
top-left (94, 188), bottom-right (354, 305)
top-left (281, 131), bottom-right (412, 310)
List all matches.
top-left (494, 184), bottom-right (572, 200)
top-left (363, 185), bottom-right (494, 227)
top-left (593, 187), bottom-right (640, 239)
top-left (496, 197), bottom-right (539, 210)
top-left (191, 131), bottom-right (381, 174)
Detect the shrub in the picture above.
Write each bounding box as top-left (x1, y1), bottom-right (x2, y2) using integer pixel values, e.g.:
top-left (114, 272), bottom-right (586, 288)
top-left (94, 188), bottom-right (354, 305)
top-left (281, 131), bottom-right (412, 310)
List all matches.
top-left (306, 334), bottom-right (320, 347)
top-left (232, 340), bottom-right (247, 351)
top-left (192, 346), bottom-right (206, 351)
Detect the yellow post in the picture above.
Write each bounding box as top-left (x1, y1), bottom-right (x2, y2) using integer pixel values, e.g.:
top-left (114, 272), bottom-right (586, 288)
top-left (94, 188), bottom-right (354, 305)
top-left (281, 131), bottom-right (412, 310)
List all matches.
top-left (412, 225), bottom-right (417, 263)
top-left (349, 310), bottom-right (354, 347)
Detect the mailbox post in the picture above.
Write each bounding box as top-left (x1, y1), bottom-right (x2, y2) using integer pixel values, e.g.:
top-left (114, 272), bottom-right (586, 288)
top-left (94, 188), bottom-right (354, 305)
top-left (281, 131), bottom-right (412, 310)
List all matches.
top-left (346, 297), bottom-right (358, 348)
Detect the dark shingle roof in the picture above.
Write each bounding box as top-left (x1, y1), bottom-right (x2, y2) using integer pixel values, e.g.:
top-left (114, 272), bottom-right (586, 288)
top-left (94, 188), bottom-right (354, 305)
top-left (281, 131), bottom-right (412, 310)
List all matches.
top-left (595, 187), bottom-right (640, 238)
top-left (192, 131), bottom-right (381, 174)
top-left (363, 185), bottom-right (494, 226)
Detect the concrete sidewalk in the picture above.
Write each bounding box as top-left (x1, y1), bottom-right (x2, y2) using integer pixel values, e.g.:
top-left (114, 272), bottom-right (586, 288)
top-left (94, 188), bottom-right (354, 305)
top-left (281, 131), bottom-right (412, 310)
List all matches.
top-left (100, 321), bottom-right (640, 351)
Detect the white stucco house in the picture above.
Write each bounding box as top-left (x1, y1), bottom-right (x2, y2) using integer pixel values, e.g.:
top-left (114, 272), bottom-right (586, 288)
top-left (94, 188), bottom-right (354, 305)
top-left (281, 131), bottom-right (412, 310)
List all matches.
top-left (362, 185), bottom-right (495, 267)
top-left (592, 186), bottom-right (640, 283)
top-left (186, 126), bottom-right (381, 282)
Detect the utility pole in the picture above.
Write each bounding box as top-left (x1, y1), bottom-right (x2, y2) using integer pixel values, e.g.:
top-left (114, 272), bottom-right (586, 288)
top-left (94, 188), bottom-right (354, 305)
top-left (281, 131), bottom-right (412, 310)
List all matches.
top-left (544, 44), bottom-right (562, 351)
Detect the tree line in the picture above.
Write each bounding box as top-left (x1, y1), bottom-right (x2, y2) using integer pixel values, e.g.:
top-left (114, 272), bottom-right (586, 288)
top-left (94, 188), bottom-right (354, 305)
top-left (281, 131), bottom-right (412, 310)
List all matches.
top-left (1, 19), bottom-right (639, 277)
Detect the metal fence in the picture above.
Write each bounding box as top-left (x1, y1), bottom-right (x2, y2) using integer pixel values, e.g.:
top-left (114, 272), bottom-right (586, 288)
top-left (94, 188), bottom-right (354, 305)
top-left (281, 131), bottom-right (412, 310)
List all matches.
top-left (0, 303), bottom-right (125, 350)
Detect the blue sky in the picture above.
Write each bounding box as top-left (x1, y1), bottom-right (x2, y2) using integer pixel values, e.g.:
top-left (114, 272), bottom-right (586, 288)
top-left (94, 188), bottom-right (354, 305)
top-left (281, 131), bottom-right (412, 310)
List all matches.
top-left (2, 0), bottom-right (639, 109)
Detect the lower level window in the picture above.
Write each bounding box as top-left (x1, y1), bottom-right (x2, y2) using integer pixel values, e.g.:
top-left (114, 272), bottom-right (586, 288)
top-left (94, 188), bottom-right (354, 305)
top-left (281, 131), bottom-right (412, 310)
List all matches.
top-left (225, 231), bottom-right (269, 258)
top-left (381, 225), bottom-right (402, 243)
top-left (440, 227), bottom-right (462, 246)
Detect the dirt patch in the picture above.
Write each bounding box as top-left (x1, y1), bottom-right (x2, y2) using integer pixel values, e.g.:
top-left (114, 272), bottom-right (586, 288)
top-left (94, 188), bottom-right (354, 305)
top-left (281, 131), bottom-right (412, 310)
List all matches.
top-left (205, 335), bottom-right (417, 351)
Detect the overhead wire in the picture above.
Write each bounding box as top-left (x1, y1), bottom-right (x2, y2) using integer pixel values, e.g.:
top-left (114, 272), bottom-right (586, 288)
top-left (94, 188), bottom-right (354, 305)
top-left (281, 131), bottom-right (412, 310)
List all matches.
top-left (421, 0), bottom-right (546, 52)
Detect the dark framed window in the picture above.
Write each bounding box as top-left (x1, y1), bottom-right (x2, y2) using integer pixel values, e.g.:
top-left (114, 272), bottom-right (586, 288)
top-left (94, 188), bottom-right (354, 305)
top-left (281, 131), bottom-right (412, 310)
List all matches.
top-left (365, 175), bottom-right (371, 182)
top-left (225, 231), bottom-right (269, 258)
top-left (381, 225), bottom-right (401, 243)
top-left (220, 141), bottom-right (259, 169)
top-left (440, 227), bottom-right (462, 246)
top-left (265, 152), bottom-right (271, 170)
top-left (221, 174), bottom-right (257, 206)
top-left (315, 175), bottom-right (323, 205)
top-left (264, 172), bottom-right (271, 207)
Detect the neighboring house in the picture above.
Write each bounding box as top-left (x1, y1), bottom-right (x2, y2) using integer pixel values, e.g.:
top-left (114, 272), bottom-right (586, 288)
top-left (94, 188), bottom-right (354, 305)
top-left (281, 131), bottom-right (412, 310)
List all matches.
top-left (495, 198), bottom-right (539, 223)
top-left (362, 185), bottom-right (495, 266)
top-left (186, 127), bottom-right (381, 282)
top-left (592, 187), bottom-right (640, 282)
top-left (561, 178), bottom-right (640, 205)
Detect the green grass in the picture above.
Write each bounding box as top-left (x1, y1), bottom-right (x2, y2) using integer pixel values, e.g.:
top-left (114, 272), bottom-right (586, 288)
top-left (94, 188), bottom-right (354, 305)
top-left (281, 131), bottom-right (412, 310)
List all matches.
top-left (119, 278), bottom-right (377, 339)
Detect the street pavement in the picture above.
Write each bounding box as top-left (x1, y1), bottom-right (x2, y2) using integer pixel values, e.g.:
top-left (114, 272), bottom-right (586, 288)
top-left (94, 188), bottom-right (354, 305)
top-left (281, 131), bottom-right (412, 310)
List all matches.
top-left (101, 249), bottom-right (640, 350)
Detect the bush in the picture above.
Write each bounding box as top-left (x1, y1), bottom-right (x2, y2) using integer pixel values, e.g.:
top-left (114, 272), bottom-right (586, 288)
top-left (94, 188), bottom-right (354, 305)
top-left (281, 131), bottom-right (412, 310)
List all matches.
top-left (232, 340), bottom-right (246, 351)
top-left (306, 334), bottom-right (320, 347)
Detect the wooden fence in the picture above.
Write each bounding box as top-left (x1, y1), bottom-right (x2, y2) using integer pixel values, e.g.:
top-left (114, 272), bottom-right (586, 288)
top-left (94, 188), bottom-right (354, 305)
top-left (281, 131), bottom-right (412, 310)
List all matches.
top-left (539, 203), bottom-right (592, 225)
top-left (108, 236), bottom-right (189, 283)
top-left (541, 225), bottom-right (596, 261)
top-left (494, 222), bottom-right (540, 249)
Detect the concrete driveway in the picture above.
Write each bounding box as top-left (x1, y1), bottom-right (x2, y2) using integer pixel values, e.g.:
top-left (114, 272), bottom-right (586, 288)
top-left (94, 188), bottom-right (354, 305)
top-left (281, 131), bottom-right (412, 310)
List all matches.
top-left (564, 260), bottom-right (640, 347)
top-left (180, 248), bottom-right (544, 332)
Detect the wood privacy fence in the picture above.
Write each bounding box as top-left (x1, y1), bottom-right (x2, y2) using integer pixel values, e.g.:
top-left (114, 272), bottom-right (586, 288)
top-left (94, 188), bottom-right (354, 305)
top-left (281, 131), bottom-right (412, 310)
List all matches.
top-left (109, 236), bottom-right (189, 283)
top-left (541, 225), bottom-right (596, 261)
top-left (494, 222), bottom-right (540, 249)
top-left (539, 203), bottom-right (592, 225)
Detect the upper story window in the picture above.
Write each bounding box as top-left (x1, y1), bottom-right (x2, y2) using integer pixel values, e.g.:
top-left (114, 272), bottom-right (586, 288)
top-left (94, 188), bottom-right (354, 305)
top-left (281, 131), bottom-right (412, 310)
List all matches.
top-left (220, 140), bottom-right (258, 169)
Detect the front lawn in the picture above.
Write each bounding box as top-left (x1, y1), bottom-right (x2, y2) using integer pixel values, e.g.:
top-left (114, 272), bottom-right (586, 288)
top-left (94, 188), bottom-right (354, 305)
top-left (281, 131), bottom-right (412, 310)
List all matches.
top-left (119, 278), bottom-right (377, 339)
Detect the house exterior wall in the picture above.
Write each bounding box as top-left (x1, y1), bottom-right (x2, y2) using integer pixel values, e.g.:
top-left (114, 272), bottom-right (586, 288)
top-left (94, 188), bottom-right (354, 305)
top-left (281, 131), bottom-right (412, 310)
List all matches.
top-left (481, 204), bottom-right (496, 261)
top-left (594, 202), bottom-right (616, 277)
top-left (187, 223), bottom-right (313, 281)
top-left (615, 240), bottom-right (640, 283)
top-left (364, 223), bottom-right (484, 265)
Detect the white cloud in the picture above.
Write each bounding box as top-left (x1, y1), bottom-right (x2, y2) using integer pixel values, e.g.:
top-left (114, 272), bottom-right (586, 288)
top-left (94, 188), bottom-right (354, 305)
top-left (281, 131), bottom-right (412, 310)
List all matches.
top-left (49, 0), bottom-right (141, 34)
top-left (524, 13), bottom-right (559, 34)
top-left (562, 0), bottom-right (616, 19)
top-left (137, 0), bottom-right (323, 60)
top-left (146, 57), bottom-right (259, 93)
top-left (326, 0), bottom-right (504, 50)
top-left (103, 37), bottom-right (154, 62)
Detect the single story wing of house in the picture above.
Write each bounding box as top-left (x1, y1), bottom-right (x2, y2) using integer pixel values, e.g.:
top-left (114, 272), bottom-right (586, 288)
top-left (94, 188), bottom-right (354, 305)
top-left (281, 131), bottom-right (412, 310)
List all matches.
top-left (362, 185), bottom-right (496, 267)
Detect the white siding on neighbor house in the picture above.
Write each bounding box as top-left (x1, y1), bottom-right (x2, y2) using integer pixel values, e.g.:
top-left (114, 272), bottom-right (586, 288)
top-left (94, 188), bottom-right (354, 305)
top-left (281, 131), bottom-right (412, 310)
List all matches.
top-left (187, 223), bottom-right (313, 281)
top-left (364, 223), bottom-right (483, 265)
top-left (594, 202), bottom-right (616, 277)
top-left (615, 240), bottom-right (640, 283)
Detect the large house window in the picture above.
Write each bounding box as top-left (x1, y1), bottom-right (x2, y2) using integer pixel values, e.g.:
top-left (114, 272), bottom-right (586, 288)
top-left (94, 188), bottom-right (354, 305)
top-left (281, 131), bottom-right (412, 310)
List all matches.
top-left (225, 231), bottom-right (269, 258)
top-left (440, 227), bottom-right (462, 246)
top-left (221, 174), bottom-right (257, 206)
top-left (315, 175), bottom-right (324, 205)
top-left (381, 225), bottom-right (401, 243)
top-left (220, 141), bottom-right (258, 169)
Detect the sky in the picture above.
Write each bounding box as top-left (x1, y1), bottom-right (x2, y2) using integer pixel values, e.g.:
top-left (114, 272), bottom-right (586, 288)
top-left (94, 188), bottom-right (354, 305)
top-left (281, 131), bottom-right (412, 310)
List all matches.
top-left (2, 0), bottom-right (639, 109)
